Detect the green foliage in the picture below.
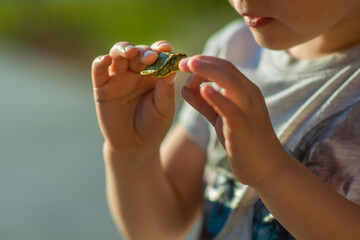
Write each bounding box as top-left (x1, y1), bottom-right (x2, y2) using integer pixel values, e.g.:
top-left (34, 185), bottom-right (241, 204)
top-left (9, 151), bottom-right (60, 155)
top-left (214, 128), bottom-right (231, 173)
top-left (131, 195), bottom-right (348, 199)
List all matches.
top-left (0, 1), bottom-right (240, 60)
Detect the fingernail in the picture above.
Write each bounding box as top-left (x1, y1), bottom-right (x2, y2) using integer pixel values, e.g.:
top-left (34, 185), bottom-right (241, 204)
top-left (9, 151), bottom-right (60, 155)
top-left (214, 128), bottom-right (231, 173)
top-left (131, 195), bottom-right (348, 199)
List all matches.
top-left (179, 58), bottom-right (189, 68)
top-left (124, 45), bottom-right (135, 52)
top-left (158, 42), bottom-right (172, 49)
top-left (144, 50), bottom-right (157, 58)
top-left (97, 55), bottom-right (105, 61)
top-left (200, 82), bottom-right (210, 87)
top-left (119, 45), bottom-right (134, 53)
top-left (202, 84), bottom-right (216, 95)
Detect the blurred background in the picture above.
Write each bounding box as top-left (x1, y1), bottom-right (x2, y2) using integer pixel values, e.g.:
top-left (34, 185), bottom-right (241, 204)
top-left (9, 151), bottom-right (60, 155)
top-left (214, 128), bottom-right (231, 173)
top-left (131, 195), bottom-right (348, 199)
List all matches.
top-left (0, 0), bottom-right (239, 239)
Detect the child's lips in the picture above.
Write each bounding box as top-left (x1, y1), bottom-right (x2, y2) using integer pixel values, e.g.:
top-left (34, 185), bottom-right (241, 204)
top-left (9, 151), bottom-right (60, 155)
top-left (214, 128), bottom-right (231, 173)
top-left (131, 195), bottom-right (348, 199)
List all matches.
top-left (244, 16), bottom-right (273, 28)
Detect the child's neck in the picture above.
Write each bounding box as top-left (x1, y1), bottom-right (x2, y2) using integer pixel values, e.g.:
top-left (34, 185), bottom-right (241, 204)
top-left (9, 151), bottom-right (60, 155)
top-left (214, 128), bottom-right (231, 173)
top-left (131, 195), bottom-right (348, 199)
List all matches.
top-left (288, 35), bottom-right (360, 60)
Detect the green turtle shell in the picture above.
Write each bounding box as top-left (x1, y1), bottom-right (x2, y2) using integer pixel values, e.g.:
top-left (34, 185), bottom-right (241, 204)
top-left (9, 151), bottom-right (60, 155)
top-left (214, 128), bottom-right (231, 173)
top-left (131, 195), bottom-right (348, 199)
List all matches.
top-left (140, 52), bottom-right (187, 78)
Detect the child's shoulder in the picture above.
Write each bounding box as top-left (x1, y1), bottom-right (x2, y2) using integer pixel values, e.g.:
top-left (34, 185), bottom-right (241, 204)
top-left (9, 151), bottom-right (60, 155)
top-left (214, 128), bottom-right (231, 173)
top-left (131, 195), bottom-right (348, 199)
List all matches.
top-left (203, 19), bottom-right (261, 68)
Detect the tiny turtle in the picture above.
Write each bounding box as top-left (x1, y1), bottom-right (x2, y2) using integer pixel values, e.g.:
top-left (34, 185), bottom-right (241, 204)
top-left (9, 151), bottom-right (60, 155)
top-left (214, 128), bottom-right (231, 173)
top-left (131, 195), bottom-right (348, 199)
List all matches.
top-left (140, 52), bottom-right (187, 78)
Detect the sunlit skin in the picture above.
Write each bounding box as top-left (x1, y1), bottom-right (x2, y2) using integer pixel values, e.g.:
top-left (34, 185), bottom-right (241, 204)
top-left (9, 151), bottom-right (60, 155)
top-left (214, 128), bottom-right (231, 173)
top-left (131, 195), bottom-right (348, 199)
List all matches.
top-left (228, 0), bottom-right (360, 59)
top-left (92, 0), bottom-right (360, 239)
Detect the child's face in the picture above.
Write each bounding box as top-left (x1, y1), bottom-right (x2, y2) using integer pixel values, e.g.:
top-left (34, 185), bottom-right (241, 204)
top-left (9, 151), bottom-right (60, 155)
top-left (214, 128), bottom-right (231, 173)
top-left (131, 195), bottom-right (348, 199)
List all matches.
top-left (228, 0), bottom-right (360, 50)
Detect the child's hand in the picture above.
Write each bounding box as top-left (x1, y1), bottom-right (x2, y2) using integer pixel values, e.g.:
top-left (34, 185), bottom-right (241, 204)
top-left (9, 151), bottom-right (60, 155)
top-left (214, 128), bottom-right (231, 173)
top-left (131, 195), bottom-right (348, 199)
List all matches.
top-left (180, 55), bottom-right (288, 186)
top-left (92, 41), bottom-right (176, 157)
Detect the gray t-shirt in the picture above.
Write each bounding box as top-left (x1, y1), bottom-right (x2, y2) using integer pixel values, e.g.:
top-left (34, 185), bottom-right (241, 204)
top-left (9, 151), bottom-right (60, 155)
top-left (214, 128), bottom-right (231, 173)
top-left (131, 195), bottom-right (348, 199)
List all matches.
top-left (179, 19), bottom-right (360, 240)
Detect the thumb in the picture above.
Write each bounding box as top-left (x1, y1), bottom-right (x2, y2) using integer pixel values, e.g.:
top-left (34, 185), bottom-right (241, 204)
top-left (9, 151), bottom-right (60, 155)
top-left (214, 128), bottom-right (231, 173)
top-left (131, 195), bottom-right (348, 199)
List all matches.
top-left (153, 74), bottom-right (176, 120)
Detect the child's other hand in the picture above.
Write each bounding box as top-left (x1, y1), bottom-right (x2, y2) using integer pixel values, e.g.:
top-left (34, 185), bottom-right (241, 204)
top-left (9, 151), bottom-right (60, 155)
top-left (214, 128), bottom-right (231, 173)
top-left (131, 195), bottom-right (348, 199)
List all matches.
top-left (92, 41), bottom-right (176, 157)
top-left (180, 55), bottom-right (288, 186)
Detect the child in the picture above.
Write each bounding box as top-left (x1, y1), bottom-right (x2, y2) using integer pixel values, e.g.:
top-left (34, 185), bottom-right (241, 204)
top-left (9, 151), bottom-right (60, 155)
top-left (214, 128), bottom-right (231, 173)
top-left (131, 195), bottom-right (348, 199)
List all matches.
top-left (91, 0), bottom-right (360, 239)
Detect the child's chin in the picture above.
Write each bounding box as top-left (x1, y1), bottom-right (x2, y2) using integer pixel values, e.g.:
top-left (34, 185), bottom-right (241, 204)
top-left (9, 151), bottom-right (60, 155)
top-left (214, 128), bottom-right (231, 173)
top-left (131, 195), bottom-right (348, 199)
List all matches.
top-left (251, 31), bottom-right (301, 51)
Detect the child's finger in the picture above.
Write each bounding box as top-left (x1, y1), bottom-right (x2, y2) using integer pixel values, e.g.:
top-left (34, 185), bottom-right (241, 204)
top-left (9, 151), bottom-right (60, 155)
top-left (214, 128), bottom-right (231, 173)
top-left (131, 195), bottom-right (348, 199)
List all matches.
top-left (181, 85), bottom-right (218, 127)
top-left (179, 57), bottom-right (191, 73)
top-left (109, 42), bottom-right (139, 74)
top-left (183, 55), bottom-right (245, 91)
top-left (110, 42), bottom-right (138, 59)
top-left (92, 54), bottom-right (112, 88)
top-left (126, 45), bottom-right (158, 73)
top-left (153, 73), bottom-right (176, 119)
top-left (136, 45), bottom-right (159, 64)
top-left (200, 84), bottom-right (246, 127)
top-left (151, 41), bottom-right (173, 52)
top-left (182, 55), bottom-right (257, 109)
top-left (184, 73), bottom-right (211, 89)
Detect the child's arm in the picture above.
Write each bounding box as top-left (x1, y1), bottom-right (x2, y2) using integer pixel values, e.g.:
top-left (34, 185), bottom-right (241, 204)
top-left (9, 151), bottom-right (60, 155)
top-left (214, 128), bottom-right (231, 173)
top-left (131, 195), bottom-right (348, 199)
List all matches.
top-left (180, 55), bottom-right (360, 240)
top-left (92, 42), bottom-right (206, 239)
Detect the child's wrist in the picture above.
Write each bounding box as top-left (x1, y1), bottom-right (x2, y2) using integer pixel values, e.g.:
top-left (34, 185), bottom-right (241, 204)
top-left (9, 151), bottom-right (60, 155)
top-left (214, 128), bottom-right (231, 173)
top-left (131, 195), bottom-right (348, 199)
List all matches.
top-left (103, 141), bottom-right (160, 167)
top-left (250, 151), bottom-right (294, 191)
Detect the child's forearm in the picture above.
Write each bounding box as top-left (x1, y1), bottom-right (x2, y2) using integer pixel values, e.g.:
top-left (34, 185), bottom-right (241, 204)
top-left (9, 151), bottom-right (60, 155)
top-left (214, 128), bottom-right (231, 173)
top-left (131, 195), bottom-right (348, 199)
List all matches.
top-left (103, 143), bottom-right (192, 240)
top-left (253, 154), bottom-right (360, 240)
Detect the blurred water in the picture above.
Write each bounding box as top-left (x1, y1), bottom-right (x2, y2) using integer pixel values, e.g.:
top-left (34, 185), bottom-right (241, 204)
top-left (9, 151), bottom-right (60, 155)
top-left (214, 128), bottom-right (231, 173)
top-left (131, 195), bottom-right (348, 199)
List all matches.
top-left (0, 40), bottom-right (121, 240)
